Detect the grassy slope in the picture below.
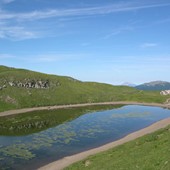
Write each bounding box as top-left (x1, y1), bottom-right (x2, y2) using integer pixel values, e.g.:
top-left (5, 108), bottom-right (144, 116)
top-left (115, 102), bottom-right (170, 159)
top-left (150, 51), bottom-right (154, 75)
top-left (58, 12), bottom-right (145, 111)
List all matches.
top-left (65, 125), bottom-right (170, 170)
top-left (0, 65), bottom-right (169, 112)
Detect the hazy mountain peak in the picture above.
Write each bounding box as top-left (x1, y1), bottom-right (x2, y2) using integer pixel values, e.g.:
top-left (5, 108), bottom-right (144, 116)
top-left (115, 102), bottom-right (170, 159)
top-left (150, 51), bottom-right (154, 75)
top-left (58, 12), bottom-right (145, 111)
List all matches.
top-left (121, 82), bottom-right (136, 87)
top-left (135, 81), bottom-right (170, 90)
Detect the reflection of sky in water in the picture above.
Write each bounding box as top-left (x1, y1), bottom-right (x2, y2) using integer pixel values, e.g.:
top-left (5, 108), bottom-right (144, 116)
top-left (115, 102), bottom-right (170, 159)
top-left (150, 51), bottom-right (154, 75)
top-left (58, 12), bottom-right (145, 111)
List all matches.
top-left (0, 105), bottom-right (170, 170)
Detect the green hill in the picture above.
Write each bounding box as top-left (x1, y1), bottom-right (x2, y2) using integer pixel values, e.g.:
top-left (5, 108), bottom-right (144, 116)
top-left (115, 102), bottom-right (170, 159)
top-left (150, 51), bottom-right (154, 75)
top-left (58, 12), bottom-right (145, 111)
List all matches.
top-left (0, 65), bottom-right (168, 112)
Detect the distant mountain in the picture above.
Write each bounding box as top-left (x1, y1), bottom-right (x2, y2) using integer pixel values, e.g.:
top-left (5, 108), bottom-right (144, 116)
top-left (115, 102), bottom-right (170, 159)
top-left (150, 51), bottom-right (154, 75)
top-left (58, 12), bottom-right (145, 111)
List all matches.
top-left (135, 81), bottom-right (170, 91)
top-left (121, 82), bottom-right (136, 87)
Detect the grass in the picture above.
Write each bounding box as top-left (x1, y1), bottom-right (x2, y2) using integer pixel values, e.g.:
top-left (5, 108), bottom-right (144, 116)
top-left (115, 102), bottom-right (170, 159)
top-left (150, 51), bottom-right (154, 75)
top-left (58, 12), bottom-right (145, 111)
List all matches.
top-left (65, 125), bottom-right (170, 170)
top-left (0, 65), bottom-right (169, 112)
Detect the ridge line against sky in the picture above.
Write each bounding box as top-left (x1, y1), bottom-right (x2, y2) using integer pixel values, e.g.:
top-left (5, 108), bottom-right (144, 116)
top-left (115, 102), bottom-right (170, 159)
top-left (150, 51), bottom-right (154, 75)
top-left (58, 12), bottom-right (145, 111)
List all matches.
top-left (0, 0), bottom-right (170, 84)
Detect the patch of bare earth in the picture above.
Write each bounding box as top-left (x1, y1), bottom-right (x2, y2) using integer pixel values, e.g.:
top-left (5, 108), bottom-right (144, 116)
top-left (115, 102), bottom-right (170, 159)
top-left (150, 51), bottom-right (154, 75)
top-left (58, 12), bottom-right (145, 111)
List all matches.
top-left (3, 95), bottom-right (17, 104)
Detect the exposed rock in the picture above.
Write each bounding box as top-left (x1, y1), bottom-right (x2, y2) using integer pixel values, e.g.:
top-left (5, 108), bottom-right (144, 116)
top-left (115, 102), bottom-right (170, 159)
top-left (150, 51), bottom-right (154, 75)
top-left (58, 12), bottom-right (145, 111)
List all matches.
top-left (0, 77), bottom-right (52, 90)
top-left (6, 79), bottom-right (50, 89)
top-left (160, 90), bottom-right (170, 95)
top-left (56, 81), bottom-right (61, 86)
top-left (84, 160), bottom-right (91, 167)
top-left (3, 85), bottom-right (7, 88)
top-left (4, 96), bottom-right (17, 104)
top-left (27, 91), bottom-right (32, 96)
top-left (165, 98), bottom-right (170, 105)
top-left (9, 82), bottom-right (15, 87)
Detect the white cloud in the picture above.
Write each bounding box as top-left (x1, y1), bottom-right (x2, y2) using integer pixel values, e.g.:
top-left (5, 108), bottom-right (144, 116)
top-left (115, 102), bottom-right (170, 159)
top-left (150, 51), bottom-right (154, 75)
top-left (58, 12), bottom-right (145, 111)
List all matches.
top-left (0, 53), bottom-right (87, 64)
top-left (0, 1), bottom-right (170, 40)
top-left (0, 23), bottom-right (39, 40)
top-left (103, 26), bottom-right (134, 39)
top-left (0, 1), bottom-right (170, 20)
top-left (141, 43), bottom-right (158, 48)
top-left (35, 56), bottom-right (60, 62)
top-left (97, 55), bottom-right (170, 68)
top-left (81, 42), bottom-right (91, 46)
top-left (1, 0), bottom-right (15, 4)
top-left (0, 53), bottom-right (14, 59)
top-left (26, 53), bottom-right (87, 63)
top-left (155, 18), bottom-right (170, 24)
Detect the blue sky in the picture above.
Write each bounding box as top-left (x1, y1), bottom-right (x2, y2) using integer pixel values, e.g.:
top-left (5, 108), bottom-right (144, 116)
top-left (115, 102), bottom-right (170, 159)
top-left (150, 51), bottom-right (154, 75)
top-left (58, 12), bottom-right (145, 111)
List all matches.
top-left (0, 0), bottom-right (170, 85)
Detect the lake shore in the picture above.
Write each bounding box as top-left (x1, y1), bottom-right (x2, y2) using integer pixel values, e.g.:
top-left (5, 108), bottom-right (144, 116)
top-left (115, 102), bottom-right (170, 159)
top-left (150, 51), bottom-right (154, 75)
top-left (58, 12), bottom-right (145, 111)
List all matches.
top-left (1, 102), bottom-right (170, 170)
top-left (38, 117), bottom-right (170, 170)
top-left (0, 101), bottom-right (170, 117)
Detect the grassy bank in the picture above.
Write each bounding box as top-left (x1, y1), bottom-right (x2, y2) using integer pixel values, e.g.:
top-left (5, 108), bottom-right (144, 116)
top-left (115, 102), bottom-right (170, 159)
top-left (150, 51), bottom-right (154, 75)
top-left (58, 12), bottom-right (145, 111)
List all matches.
top-left (0, 66), bottom-right (169, 112)
top-left (65, 125), bottom-right (170, 170)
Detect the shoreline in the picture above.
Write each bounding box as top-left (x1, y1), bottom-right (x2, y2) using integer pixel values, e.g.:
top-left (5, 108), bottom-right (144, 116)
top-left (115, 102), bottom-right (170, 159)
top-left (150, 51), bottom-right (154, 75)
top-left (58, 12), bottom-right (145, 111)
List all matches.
top-left (0, 102), bottom-right (170, 169)
top-left (38, 117), bottom-right (170, 170)
top-left (0, 101), bottom-right (170, 117)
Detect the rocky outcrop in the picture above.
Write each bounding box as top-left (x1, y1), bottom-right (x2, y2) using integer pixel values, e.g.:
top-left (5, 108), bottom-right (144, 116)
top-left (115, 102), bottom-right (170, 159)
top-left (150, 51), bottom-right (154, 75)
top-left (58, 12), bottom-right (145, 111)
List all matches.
top-left (160, 90), bottom-right (170, 95)
top-left (0, 79), bottom-right (50, 90)
top-left (8, 79), bottom-right (50, 89)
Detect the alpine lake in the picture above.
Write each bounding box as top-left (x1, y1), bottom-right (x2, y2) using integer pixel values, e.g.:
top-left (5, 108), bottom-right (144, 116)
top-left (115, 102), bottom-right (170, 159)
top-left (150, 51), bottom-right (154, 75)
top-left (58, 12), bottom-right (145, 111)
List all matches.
top-left (0, 104), bottom-right (170, 170)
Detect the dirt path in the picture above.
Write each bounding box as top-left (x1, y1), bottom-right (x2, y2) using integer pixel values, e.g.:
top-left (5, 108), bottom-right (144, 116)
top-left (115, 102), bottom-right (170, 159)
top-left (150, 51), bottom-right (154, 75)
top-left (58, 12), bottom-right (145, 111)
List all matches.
top-left (0, 101), bottom-right (170, 117)
top-left (38, 118), bottom-right (170, 170)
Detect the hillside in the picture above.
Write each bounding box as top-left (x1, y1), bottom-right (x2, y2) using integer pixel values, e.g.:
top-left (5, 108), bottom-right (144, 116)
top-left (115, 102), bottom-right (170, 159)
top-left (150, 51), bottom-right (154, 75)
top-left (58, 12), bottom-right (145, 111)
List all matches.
top-left (0, 66), bottom-right (169, 112)
top-left (135, 81), bottom-right (170, 91)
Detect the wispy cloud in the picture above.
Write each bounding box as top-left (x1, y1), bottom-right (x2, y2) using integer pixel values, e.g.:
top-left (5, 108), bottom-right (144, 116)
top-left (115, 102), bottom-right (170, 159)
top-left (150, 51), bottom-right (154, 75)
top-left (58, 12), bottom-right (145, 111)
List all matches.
top-left (81, 42), bottom-right (91, 47)
top-left (0, 52), bottom-right (89, 65)
top-left (1, 0), bottom-right (15, 4)
top-left (103, 26), bottom-right (134, 39)
top-left (1, 1), bottom-right (170, 40)
top-left (154, 18), bottom-right (170, 24)
top-left (97, 54), bottom-right (170, 66)
top-left (0, 24), bottom-right (39, 40)
top-left (1, 1), bottom-right (170, 20)
top-left (34, 55), bottom-right (64, 63)
top-left (0, 53), bottom-right (15, 59)
top-left (21, 53), bottom-right (88, 63)
top-left (97, 55), bottom-right (170, 75)
top-left (140, 43), bottom-right (158, 48)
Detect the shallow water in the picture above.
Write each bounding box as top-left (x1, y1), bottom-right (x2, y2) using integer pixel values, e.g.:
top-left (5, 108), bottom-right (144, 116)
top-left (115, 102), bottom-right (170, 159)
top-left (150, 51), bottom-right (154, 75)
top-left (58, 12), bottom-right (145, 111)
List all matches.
top-left (0, 105), bottom-right (170, 170)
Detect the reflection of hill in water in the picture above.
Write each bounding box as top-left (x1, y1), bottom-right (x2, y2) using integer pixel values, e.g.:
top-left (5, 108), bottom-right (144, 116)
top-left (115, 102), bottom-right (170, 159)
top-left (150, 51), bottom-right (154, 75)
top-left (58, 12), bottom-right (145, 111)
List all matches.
top-left (0, 105), bottom-right (123, 136)
top-left (0, 105), bottom-right (170, 170)
top-left (111, 112), bottom-right (151, 118)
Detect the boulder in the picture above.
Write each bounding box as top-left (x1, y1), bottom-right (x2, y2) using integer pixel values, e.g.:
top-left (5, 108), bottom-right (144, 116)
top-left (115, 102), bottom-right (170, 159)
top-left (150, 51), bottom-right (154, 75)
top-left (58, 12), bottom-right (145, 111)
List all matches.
top-left (3, 85), bottom-right (7, 88)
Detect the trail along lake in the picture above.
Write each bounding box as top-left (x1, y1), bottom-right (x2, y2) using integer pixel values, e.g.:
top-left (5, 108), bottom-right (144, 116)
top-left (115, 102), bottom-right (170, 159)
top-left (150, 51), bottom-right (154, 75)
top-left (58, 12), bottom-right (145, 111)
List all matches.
top-left (0, 105), bottom-right (170, 170)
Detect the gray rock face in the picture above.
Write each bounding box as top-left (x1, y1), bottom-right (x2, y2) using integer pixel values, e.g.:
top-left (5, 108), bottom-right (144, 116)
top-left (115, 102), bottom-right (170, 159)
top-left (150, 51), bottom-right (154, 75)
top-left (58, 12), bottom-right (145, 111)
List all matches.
top-left (8, 82), bottom-right (15, 86)
top-left (4, 79), bottom-right (50, 89)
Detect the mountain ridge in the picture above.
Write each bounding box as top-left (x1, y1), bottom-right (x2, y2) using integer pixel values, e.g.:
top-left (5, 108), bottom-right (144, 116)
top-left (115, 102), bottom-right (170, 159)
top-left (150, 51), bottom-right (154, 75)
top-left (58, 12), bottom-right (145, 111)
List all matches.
top-left (121, 82), bottom-right (136, 87)
top-left (135, 81), bottom-right (170, 91)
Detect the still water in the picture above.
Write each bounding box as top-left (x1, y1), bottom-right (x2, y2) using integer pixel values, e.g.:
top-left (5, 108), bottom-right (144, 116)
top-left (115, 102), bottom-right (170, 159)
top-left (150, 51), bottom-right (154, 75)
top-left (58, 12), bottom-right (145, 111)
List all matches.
top-left (0, 105), bottom-right (170, 170)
